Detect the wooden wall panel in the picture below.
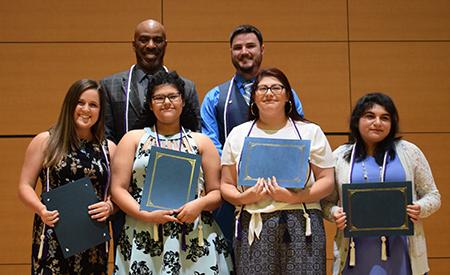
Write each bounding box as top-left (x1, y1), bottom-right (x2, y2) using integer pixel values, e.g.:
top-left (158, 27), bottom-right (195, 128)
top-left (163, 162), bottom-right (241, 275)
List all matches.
top-left (0, 0), bottom-right (161, 42)
top-left (1, 0), bottom-right (450, 272)
top-left (328, 135), bottom-right (350, 151)
top-left (264, 43), bottom-right (350, 132)
top-left (350, 42), bottom-right (450, 132)
top-left (165, 42), bottom-right (233, 99)
top-left (0, 139), bottom-right (34, 263)
top-left (167, 42), bottom-right (350, 132)
top-left (348, 0), bottom-right (450, 40)
top-left (0, 265), bottom-right (31, 274)
top-left (164, 0), bottom-right (348, 42)
top-left (0, 43), bottom-right (136, 135)
top-left (402, 134), bottom-right (450, 258)
top-left (428, 258), bottom-right (450, 274)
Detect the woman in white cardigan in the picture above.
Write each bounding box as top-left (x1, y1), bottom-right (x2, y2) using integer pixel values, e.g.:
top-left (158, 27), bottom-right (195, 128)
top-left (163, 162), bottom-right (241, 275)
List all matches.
top-left (322, 93), bottom-right (440, 275)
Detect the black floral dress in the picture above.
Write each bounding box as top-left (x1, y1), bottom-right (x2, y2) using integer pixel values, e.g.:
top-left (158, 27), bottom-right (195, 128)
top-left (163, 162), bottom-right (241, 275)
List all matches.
top-left (31, 140), bottom-right (110, 275)
top-left (114, 127), bottom-right (232, 275)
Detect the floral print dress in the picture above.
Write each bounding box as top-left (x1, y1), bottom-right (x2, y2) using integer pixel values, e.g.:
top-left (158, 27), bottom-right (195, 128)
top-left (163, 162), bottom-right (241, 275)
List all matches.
top-left (32, 139), bottom-right (110, 275)
top-left (114, 127), bottom-right (232, 275)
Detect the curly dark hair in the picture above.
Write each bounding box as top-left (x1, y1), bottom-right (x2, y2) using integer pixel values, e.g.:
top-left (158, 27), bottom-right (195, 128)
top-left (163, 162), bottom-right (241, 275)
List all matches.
top-left (135, 71), bottom-right (199, 131)
top-left (346, 92), bottom-right (401, 165)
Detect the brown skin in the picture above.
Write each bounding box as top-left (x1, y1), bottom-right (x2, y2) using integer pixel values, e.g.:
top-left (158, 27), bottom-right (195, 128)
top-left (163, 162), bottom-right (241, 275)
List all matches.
top-left (133, 19), bottom-right (167, 74)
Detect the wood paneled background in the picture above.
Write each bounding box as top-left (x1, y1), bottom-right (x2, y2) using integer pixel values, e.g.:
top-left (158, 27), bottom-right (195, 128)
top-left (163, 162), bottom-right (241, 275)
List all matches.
top-left (1, 0), bottom-right (449, 273)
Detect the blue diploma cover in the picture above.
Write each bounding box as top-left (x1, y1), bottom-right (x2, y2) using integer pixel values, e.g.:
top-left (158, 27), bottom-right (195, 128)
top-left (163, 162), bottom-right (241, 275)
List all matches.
top-left (238, 137), bottom-right (311, 188)
top-left (140, 147), bottom-right (201, 211)
top-left (41, 177), bottom-right (110, 258)
top-left (342, 181), bottom-right (414, 237)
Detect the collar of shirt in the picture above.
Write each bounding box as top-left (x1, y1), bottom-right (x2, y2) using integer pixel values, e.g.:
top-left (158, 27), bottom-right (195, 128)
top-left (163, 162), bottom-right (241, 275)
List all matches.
top-left (134, 65), bottom-right (148, 84)
top-left (234, 73), bottom-right (256, 95)
top-left (135, 65), bottom-right (167, 84)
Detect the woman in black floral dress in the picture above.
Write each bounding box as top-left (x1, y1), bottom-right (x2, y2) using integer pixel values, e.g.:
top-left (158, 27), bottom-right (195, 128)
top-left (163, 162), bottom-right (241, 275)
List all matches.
top-left (111, 71), bottom-right (232, 274)
top-left (18, 79), bottom-right (116, 274)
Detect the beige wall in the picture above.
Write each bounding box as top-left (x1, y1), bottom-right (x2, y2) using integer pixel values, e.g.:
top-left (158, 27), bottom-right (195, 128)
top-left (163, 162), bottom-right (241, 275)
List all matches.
top-left (1, 0), bottom-right (449, 273)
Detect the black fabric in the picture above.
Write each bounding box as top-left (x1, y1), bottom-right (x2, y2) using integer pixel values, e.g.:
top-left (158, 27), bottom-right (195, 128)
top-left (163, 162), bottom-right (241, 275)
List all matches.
top-left (216, 80), bottom-right (250, 146)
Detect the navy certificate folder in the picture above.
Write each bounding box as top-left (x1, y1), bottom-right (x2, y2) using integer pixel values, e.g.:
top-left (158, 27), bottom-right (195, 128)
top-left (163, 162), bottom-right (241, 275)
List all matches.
top-left (140, 147), bottom-right (201, 211)
top-left (238, 137), bottom-right (311, 188)
top-left (41, 177), bottom-right (110, 258)
top-left (342, 181), bottom-right (414, 237)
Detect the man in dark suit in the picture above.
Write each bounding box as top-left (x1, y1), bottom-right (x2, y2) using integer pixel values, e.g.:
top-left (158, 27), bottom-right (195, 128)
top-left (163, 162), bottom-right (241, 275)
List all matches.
top-left (100, 19), bottom-right (200, 250)
top-left (101, 19), bottom-right (200, 144)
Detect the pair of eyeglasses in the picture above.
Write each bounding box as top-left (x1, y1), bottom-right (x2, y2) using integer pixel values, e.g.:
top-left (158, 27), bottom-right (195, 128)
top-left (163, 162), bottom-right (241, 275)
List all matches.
top-left (151, 93), bottom-right (181, 104)
top-left (256, 84), bottom-right (285, 95)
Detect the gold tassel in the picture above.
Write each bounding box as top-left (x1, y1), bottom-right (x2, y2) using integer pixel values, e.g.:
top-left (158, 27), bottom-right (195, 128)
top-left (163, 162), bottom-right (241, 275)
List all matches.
top-left (349, 238), bottom-right (356, 267)
top-left (381, 236), bottom-right (387, 261)
top-left (153, 224), bottom-right (159, 242)
top-left (198, 223), bottom-right (204, 247)
top-left (303, 212), bottom-right (311, 236)
top-left (37, 231), bottom-right (45, 260)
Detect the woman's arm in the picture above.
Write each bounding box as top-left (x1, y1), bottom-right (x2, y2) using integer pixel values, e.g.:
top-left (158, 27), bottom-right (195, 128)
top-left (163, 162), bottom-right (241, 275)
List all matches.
top-left (110, 130), bottom-right (178, 224)
top-left (176, 133), bottom-right (222, 223)
top-left (17, 132), bottom-right (59, 227)
top-left (408, 143), bottom-right (441, 219)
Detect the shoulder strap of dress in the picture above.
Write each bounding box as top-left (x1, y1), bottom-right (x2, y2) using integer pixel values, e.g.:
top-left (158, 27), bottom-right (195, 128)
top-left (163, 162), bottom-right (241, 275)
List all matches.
top-left (180, 128), bottom-right (199, 154)
top-left (140, 127), bottom-right (152, 143)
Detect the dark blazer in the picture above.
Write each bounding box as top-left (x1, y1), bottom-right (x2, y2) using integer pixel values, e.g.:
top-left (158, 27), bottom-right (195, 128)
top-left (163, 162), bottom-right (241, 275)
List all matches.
top-left (100, 66), bottom-right (201, 144)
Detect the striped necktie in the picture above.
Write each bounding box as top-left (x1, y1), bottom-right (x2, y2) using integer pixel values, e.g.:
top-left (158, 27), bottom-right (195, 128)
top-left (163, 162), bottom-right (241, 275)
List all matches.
top-left (242, 81), bottom-right (253, 105)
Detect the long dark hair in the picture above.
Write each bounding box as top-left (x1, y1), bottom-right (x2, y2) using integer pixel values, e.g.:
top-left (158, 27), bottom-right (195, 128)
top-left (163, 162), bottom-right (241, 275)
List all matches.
top-left (44, 79), bottom-right (104, 167)
top-left (136, 71), bottom-right (199, 131)
top-left (249, 67), bottom-right (304, 121)
top-left (346, 92), bottom-right (401, 165)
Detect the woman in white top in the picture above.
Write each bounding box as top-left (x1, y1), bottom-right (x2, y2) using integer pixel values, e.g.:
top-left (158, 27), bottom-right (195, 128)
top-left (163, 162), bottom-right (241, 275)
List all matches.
top-left (221, 67), bottom-right (335, 274)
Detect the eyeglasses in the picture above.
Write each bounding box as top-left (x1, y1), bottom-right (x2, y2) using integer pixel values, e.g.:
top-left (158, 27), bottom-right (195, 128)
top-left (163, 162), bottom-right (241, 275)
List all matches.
top-left (256, 84), bottom-right (285, 95)
top-left (151, 93), bottom-right (181, 104)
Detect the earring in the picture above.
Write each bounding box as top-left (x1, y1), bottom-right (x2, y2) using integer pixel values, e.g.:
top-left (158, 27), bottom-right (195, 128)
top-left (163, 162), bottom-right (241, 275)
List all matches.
top-left (286, 101), bottom-right (293, 114)
top-left (250, 102), bottom-right (257, 116)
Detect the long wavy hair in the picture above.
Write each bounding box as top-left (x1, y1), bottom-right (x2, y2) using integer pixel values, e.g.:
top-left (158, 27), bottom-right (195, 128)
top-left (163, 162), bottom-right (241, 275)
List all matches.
top-left (136, 71), bottom-right (199, 131)
top-left (345, 92), bottom-right (401, 165)
top-left (249, 67), bottom-right (304, 122)
top-left (44, 79), bottom-right (104, 168)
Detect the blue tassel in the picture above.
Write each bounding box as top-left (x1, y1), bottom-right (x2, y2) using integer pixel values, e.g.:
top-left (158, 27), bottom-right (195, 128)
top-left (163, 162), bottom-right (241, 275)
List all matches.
top-left (236, 214), bottom-right (243, 241)
top-left (279, 211), bottom-right (291, 243)
top-left (181, 224), bottom-right (187, 251)
top-left (158, 224), bottom-right (163, 243)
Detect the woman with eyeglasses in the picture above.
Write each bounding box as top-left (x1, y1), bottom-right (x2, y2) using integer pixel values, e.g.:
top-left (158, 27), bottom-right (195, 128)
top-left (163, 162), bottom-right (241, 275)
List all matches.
top-left (322, 93), bottom-right (440, 275)
top-left (221, 67), bottom-right (335, 274)
top-left (110, 71), bottom-right (232, 274)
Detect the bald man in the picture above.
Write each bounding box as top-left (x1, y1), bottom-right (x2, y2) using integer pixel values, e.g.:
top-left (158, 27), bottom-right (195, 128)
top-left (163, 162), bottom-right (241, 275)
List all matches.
top-left (100, 19), bottom-right (200, 250)
top-left (101, 19), bottom-right (200, 144)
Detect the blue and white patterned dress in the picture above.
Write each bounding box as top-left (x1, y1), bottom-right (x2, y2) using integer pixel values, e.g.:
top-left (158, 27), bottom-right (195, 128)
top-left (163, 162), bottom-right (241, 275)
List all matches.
top-left (114, 127), bottom-right (233, 275)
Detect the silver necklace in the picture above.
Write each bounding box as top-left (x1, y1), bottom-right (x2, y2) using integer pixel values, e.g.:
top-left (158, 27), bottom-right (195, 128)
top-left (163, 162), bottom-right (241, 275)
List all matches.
top-left (361, 159), bottom-right (383, 182)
